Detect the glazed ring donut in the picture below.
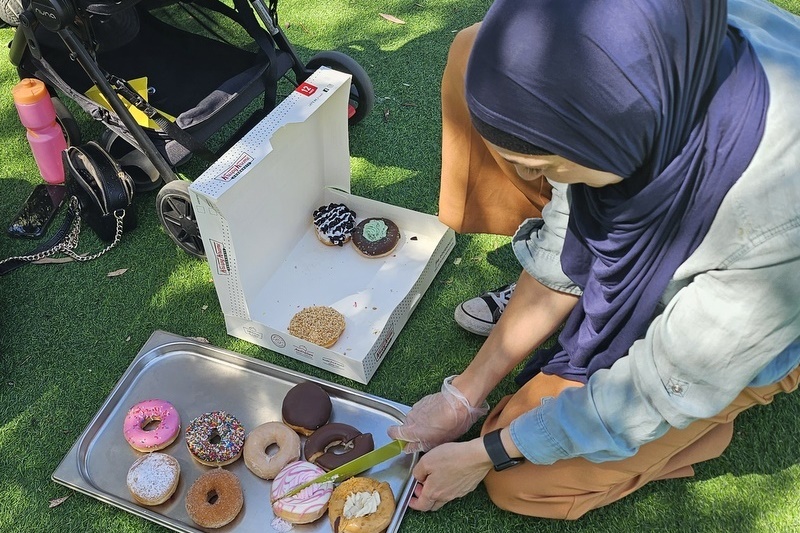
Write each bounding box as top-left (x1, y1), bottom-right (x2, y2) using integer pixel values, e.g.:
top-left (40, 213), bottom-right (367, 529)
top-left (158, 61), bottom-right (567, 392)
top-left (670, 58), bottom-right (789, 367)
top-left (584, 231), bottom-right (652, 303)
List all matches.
top-left (123, 399), bottom-right (181, 452)
top-left (185, 411), bottom-right (245, 466)
top-left (244, 421), bottom-right (301, 479)
top-left (185, 468), bottom-right (243, 529)
top-left (281, 381), bottom-right (332, 436)
top-left (304, 423), bottom-right (375, 471)
top-left (328, 477), bottom-right (395, 533)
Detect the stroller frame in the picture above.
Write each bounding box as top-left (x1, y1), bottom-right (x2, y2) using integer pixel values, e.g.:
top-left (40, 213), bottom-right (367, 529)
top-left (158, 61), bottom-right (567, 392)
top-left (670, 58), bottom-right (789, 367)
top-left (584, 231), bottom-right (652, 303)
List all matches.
top-left (8, 0), bottom-right (375, 257)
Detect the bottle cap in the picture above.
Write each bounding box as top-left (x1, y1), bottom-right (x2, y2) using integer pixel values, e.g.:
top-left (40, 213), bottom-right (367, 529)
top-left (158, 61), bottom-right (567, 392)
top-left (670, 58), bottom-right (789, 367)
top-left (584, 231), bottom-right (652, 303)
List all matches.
top-left (12, 78), bottom-right (48, 105)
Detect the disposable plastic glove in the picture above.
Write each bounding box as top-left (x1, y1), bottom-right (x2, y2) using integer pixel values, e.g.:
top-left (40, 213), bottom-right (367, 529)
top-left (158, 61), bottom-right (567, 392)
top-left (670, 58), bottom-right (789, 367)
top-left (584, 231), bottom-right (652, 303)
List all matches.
top-left (387, 375), bottom-right (490, 454)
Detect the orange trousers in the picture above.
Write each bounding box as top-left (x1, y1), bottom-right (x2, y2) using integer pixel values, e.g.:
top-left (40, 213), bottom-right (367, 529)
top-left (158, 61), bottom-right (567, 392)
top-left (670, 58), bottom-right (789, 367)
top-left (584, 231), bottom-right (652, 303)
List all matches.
top-left (441, 24), bottom-right (800, 520)
top-left (480, 367), bottom-right (800, 519)
top-left (438, 23), bottom-right (551, 236)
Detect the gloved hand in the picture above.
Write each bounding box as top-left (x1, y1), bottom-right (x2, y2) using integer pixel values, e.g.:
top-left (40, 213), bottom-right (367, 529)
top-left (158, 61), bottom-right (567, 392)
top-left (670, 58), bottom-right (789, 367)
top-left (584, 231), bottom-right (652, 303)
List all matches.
top-left (388, 375), bottom-right (490, 454)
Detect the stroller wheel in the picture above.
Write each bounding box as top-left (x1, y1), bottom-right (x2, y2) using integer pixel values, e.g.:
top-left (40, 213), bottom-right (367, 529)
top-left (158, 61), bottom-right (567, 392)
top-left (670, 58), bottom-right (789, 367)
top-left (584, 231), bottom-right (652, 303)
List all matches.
top-left (52, 97), bottom-right (82, 147)
top-left (0, 0), bottom-right (23, 26)
top-left (156, 180), bottom-right (206, 259)
top-left (305, 51), bottom-right (375, 126)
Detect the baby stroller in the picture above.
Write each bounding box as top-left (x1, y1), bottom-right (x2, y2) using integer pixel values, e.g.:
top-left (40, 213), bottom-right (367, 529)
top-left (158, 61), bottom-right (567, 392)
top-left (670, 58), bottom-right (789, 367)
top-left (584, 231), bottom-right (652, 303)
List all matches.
top-left (6, 0), bottom-right (375, 258)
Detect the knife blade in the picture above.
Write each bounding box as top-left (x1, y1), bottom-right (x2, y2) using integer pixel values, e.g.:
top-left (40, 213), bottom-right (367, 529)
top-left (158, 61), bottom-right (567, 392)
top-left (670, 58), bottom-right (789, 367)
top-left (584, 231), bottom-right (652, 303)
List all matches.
top-left (273, 439), bottom-right (406, 501)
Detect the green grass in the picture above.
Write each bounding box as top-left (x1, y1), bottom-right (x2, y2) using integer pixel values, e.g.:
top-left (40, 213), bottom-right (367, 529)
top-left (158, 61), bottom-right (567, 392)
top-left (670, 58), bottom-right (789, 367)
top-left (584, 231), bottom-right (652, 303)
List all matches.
top-left (3, 1), bottom-right (800, 532)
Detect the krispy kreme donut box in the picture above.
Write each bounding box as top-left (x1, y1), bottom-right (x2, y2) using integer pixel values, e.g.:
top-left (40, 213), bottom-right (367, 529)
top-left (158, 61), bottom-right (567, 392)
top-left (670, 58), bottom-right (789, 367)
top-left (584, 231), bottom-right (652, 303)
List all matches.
top-left (189, 68), bottom-right (455, 384)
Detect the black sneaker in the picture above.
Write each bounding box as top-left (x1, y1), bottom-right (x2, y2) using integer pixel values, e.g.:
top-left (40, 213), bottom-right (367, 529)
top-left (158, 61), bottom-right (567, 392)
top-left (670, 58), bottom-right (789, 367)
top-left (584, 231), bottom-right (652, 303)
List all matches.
top-left (454, 282), bottom-right (516, 336)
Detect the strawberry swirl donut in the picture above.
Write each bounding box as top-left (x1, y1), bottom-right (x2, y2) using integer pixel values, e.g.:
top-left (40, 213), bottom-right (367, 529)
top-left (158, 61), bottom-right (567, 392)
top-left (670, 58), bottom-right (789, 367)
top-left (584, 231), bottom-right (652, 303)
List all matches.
top-left (185, 411), bottom-right (245, 466)
top-left (270, 460), bottom-right (333, 524)
top-left (123, 399), bottom-right (181, 452)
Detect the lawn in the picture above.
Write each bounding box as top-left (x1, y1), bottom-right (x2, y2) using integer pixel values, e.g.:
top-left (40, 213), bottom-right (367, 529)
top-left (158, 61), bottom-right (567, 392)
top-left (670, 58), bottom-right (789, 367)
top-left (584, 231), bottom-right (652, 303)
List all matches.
top-left (2, 1), bottom-right (800, 532)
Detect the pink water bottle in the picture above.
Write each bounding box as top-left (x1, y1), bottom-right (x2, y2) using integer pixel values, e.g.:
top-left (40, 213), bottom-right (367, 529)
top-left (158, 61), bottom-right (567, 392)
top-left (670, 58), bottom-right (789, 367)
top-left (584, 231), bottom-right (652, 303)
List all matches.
top-left (12, 78), bottom-right (67, 184)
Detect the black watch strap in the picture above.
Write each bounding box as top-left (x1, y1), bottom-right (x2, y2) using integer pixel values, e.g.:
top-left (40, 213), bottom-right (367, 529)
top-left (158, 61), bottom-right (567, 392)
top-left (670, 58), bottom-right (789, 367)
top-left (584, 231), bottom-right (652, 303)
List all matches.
top-left (483, 428), bottom-right (523, 471)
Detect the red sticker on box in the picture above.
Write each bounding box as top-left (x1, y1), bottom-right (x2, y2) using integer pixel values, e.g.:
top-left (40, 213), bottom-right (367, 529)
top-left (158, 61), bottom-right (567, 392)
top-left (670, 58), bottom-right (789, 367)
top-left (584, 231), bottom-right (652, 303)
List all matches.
top-left (295, 82), bottom-right (317, 96)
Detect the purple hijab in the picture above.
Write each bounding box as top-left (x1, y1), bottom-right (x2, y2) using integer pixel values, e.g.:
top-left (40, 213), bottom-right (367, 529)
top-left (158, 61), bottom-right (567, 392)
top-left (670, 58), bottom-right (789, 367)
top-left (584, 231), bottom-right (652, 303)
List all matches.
top-left (465, 0), bottom-right (769, 383)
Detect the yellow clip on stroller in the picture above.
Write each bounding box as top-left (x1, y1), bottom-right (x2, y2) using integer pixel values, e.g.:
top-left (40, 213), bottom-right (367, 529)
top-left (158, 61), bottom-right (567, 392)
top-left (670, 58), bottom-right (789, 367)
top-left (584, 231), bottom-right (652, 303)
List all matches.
top-left (7, 0), bottom-right (375, 258)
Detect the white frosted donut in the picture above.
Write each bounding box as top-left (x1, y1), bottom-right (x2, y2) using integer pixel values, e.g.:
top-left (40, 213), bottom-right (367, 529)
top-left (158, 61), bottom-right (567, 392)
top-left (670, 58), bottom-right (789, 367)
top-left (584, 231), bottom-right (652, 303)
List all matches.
top-left (244, 421), bottom-right (301, 480)
top-left (270, 461), bottom-right (333, 524)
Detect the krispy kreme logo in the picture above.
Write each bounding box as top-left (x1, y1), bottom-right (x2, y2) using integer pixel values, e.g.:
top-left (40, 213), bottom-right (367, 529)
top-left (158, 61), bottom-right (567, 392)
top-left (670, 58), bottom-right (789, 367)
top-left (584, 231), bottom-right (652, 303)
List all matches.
top-left (210, 239), bottom-right (230, 275)
top-left (374, 324), bottom-right (395, 363)
top-left (215, 153), bottom-right (253, 182)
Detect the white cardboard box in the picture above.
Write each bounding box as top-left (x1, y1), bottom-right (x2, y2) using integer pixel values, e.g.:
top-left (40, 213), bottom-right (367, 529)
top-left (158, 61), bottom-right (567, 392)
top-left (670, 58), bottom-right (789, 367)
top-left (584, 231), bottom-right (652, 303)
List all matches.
top-left (189, 68), bottom-right (455, 383)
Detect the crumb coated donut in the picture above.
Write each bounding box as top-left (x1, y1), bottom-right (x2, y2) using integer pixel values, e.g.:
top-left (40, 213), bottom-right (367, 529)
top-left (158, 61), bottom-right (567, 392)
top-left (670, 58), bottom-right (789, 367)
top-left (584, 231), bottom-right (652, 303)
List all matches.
top-left (304, 423), bottom-right (375, 471)
top-left (288, 306), bottom-right (346, 348)
top-left (351, 217), bottom-right (400, 258)
top-left (123, 399), bottom-right (181, 452)
top-left (185, 468), bottom-right (243, 529)
top-left (328, 477), bottom-right (395, 533)
top-left (185, 411), bottom-right (245, 466)
top-left (313, 203), bottom-right (357, 246)
top-left (270, 460), bottom-right (333, 524)
top-left (126, 453), bottom-right (180, 506)
top-left (282, 381), bottom-right (332, 436)
top-left (244, 421), bottom-right (301, 480)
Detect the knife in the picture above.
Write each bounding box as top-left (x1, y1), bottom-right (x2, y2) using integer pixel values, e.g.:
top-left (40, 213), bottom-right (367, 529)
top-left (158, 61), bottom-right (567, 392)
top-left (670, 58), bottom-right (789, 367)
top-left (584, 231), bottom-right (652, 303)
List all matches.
top-left (274, 439), bottom-right (406, 501)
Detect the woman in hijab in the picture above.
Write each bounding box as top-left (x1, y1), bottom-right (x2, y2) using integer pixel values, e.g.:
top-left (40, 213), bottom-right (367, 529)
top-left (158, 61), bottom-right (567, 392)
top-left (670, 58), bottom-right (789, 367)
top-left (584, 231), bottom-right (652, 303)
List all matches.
top-left (388, 0), bottom-right (800, 519)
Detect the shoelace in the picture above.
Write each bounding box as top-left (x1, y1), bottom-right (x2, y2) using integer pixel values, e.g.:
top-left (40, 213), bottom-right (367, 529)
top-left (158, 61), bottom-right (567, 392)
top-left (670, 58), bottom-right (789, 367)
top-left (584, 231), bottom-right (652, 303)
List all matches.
top-left (487, 283), bottom-right (516, 311)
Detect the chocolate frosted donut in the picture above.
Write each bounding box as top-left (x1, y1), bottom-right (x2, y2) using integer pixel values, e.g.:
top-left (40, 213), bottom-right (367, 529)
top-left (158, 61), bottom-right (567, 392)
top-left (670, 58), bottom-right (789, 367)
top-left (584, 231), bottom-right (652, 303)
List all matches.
top-left (313, 203), bottom-right (357, 246)
top-left (304, 423), bottom-right (375, 471)
top-left (351, 217), bottom-right (400, 258)
top-left (282, 382), bottom-right (332, 436)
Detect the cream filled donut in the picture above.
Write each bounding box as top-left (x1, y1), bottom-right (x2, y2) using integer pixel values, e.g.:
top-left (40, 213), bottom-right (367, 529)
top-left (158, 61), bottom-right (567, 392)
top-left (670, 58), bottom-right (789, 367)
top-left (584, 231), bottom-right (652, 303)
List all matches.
top-left (244, 421), bottom-right (301, 480)
top-left (270, 460), bottom-right (333, 524)
top-left (126, 452), bottom-right (180, 506)
top-left (185, 411), bottom-right (245, 466)
top-left (123, 399), bottom-right (181, 452)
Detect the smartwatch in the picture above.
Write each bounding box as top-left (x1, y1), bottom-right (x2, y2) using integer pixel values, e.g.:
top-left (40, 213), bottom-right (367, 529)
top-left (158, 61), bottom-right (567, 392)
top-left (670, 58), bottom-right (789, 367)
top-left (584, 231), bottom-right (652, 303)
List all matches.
top-left (483, 428), bottom-right (523, 471)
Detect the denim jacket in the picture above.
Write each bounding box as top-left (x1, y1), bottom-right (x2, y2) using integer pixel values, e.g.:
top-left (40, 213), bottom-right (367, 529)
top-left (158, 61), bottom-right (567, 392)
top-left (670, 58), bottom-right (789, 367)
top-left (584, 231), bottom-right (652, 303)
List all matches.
top-left (509, 0), bottom-right (800, 464)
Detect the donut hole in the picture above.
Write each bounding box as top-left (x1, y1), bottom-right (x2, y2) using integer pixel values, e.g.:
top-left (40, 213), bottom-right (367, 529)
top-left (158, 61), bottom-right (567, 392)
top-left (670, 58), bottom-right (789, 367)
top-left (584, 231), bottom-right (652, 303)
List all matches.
top-left (141, 417), bottom-right (161, 431)
top-left (264, 443), bottom-right (281, 457)
top-left (209, 429), bottom-right (222, 445)
top-left (324, 440), bottom-right (354, 455)
top-left (206, 489), bottom-right (219, 505)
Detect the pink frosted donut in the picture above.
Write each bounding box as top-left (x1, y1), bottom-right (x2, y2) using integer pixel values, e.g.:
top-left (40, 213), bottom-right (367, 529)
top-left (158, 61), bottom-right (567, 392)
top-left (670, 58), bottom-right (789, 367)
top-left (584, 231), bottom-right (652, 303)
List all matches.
top-left (123, 399), bottom-right (181, 452)
top-left (270, 460), bottom-right (333, 524)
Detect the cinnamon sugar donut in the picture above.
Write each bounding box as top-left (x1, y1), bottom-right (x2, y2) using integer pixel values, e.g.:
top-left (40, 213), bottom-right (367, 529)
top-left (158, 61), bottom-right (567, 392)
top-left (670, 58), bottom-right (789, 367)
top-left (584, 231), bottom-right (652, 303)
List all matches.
top-left (185, 469), bottom-right (243, 529)
top-left (244, 421), bottom-right (301, 479)
top-left (328, 477), bottom-right (395, 533)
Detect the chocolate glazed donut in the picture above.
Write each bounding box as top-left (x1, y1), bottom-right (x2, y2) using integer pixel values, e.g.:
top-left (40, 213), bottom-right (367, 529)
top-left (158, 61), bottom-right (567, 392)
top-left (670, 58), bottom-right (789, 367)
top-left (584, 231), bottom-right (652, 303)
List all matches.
top-left (304, 423), bottom-right (375, 471)
top-left (282, 382), bottom-right (332, 436)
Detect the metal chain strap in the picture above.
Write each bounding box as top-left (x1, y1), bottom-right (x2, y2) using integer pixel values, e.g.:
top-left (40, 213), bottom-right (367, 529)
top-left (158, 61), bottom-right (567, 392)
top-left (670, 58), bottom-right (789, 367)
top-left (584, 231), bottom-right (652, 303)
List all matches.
top-left (0, 196), bottom-right (125, 267)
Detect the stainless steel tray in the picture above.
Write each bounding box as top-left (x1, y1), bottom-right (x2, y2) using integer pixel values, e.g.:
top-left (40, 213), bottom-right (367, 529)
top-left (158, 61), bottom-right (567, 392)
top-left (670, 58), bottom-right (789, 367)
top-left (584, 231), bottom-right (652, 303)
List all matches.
top-left (52, 330), bottom-right (417, 532)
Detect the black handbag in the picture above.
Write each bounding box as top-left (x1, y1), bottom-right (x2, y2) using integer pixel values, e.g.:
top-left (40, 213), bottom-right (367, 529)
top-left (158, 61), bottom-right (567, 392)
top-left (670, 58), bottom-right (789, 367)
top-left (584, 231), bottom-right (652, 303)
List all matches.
top-left (0, 142), bottom-right (136, 275)
top-left (65, 141), bottom-right (137, 242)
